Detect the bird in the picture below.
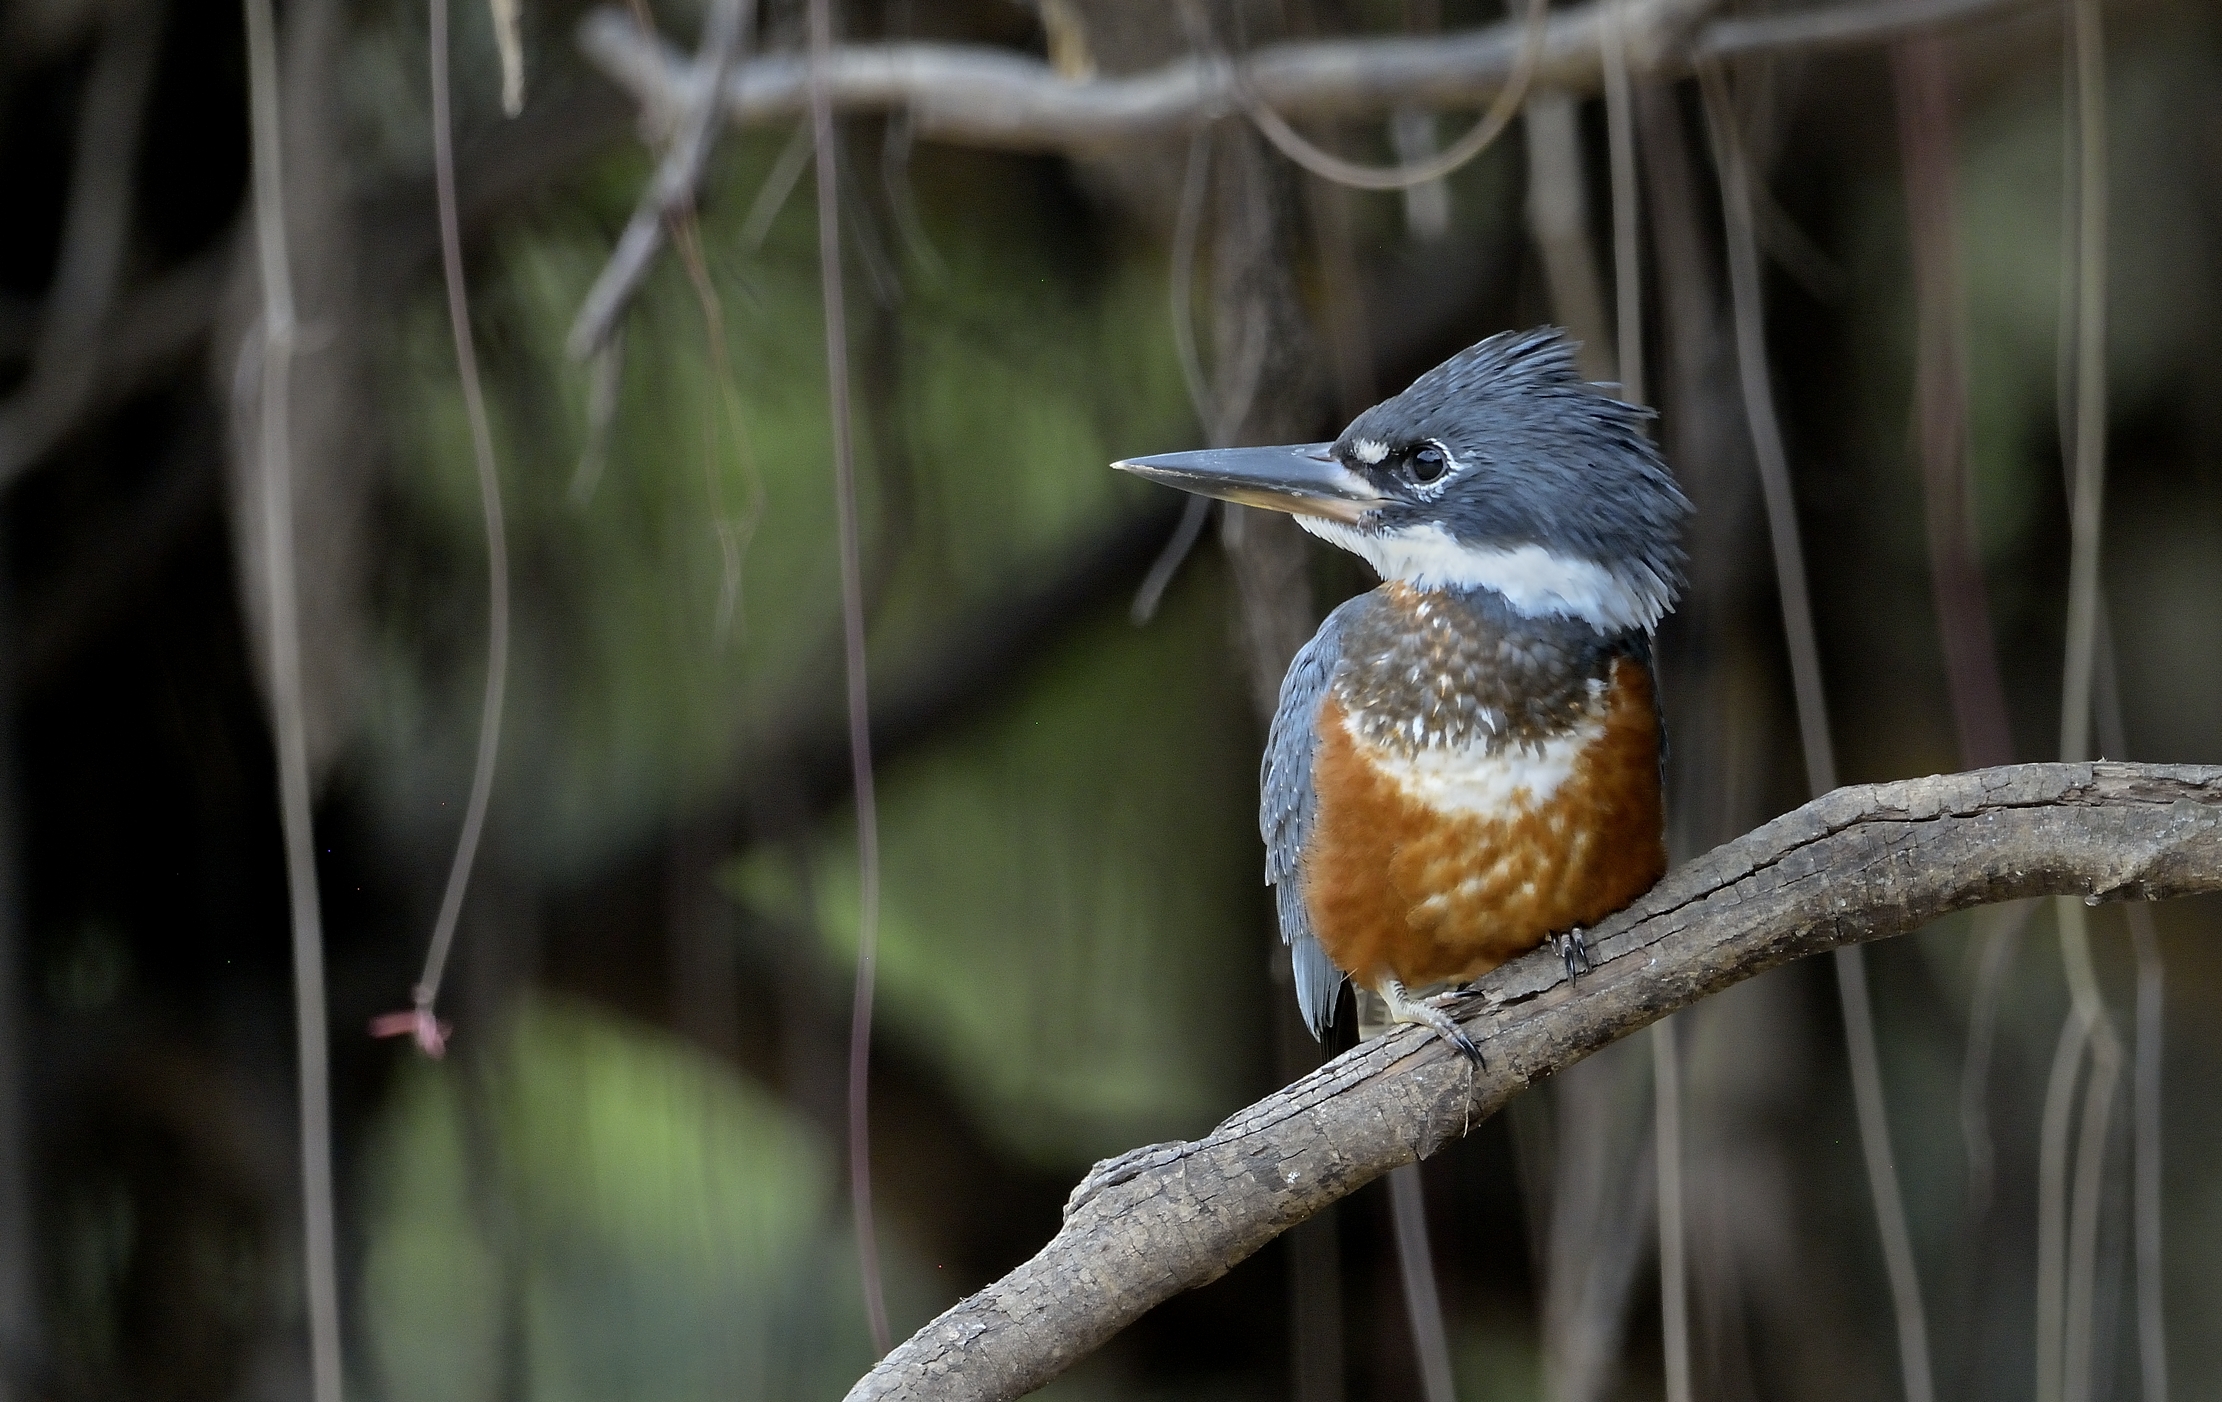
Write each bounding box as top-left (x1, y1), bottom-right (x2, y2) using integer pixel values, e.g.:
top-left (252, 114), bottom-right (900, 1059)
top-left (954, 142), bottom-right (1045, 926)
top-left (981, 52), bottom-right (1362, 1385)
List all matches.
top-left (1114, 328), bottom-right (1690, 1058)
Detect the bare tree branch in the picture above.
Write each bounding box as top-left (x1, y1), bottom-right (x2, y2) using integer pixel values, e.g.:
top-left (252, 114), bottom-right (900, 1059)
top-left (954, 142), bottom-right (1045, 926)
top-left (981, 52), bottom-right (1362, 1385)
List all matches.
top-left (579, 0), bottom-right (2036, 155)
top-left (843, 762), bottom-right (2222, 1402)
top-left (567, 0), bottom-right (755, 360)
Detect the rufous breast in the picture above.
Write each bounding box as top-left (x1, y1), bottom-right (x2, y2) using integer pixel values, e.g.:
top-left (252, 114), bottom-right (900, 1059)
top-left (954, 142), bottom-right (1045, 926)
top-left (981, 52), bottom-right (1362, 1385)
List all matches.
top-left (1299, 587), bottom-right (1666, 992)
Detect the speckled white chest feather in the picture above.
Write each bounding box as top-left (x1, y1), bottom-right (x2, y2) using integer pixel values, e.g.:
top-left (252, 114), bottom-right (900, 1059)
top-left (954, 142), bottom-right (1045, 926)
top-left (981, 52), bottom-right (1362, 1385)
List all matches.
top-left (1342, 702), bottom-right (1607, 817)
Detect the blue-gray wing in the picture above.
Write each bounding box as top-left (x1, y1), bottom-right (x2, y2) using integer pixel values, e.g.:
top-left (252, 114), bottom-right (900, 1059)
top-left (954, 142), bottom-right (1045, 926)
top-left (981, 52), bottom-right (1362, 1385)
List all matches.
top-left (1262, 593), bottom-right (1371, 1039)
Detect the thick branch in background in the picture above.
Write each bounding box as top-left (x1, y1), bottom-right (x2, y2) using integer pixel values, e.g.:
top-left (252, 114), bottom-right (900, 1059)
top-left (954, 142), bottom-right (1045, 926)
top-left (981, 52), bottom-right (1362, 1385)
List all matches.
top-left (579, 0), bottom-right (2036, 154)
top-left (844, 762), bottom-right (2222, 1402)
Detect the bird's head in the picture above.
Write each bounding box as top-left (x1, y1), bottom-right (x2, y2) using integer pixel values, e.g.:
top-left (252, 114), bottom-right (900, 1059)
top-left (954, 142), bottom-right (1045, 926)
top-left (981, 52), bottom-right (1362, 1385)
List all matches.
top-left (1114, 327), bottom-right (1691, 633)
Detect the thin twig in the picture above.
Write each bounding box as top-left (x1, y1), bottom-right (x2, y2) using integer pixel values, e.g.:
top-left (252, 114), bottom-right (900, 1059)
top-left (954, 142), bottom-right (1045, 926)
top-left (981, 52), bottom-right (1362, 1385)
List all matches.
top-left (611, 0), bottom-right (767, 616)
top-left (670, 211), bottom-right (765, 644)
top-left (2097, 568), bottom-right (2168, 1402)
top-left (1694, 0), bottom-right (2032, 62)
top-left (1601, 0), bottom-right (1644, 406)
top-left (0, 252), bottom-right (227, 493)
top-left (1242, 0), bottom-right (1548, 192)
top-left (1523, 88), bottom-right (1613, 377)
top-left (2128, 898), bottom-right (2165, 1402)
top-left (741, 120), bottom-right (817, 252)
top-left (1134, 122), bottom-right (1269, 625)
top-left (809, 0), bottom-right (891, 1357)
top-left (1129, 498), bottom-right (1210, 626)
top-left (569, 325), bottom-right (625, 504)
top-left (2057, 0), bottom-right (2107, 770)
top-left (1166, 126), bottom-right (1218, 438)
top-left (490, 0), bottom-right (525, 113)
top-left (394, 0), bottom-right (515, 1059)
top-left (0, 0), bottom-right (164, 490)
top-left (1893, 23), bottom-right (2023, 1238)
top-left (1699, 62), bottom-right (1935, 1402)
top-left (1529, 1043), bottom-right (1651, 1402)
top-left (880, 109), bottom-right (947, 282)
top-left (567, 0), bottom-right (757, 359)
top-left (1893, 36), bottom-right (2014, 769)
top-left (1748, 178), bottom-right (1850, 304)
top-left (2099, 608), bottom-right (2168, 1402)
top-left (1388, 1166), bottom-right (1456, 1402)
top-left (2061, 930), bottom-right (2121, 1402)
top-left (2034, 972), bottom-right (2090, 1402)
top-left (2038, 2), bottom-right (2122, 1396)
top-left (1132, 127), bottom-right (1220, 627)
top-left (1296, 127), bottom-right (1377, 419)
top-left (1182, 127), bottom-right (1270, 444)
top-left (1959, 898), bottom-right (2036, 1214)
top-left (1388, 108), bottom-right (1452, 238)
top-left (2087, 604), bottom-right (2166, 1402)
top-left (240, 0), bottom-right (343, 1392)
top-left (2106, 631), bottom-right (2159, 1402)
top-left (1836, 939), bottom-right (1933, 1402)
top-left (1652, 1018), bottom-right (1691, 1402)
top-left (2036, 911), bottom-right (2125, 1402)
top-left (1381, 0), bottom-right (1450, 231)
top-left (1696, 70), bottom-right (1833, 793)
top-left (1891, 29), bottom-right (2035, 1273)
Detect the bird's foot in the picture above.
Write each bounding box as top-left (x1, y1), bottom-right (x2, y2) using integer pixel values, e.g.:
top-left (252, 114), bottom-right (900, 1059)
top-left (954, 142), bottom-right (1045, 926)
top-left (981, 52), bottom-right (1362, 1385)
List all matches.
top-left (1378, 978), bottom-right (1482, 1065)
top-left (1552, 927), bottom-right (1593, 982)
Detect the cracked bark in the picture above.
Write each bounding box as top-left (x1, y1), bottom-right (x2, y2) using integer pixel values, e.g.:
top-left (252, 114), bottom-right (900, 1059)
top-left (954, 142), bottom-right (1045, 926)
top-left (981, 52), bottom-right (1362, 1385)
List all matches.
top-left (844, 761), bottom-right (2222, 1402)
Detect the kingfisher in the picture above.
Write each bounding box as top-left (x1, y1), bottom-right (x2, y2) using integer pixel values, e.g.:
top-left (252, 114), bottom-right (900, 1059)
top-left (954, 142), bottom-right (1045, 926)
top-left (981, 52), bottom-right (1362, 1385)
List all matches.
top-left (1115, 328), bottom-right (1690, 1058)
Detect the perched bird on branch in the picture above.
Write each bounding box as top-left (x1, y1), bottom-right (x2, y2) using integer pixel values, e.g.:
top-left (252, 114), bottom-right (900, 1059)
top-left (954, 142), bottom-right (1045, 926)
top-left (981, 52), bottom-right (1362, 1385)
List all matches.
top-left (1118, 328), bottom-right (1690, 1056)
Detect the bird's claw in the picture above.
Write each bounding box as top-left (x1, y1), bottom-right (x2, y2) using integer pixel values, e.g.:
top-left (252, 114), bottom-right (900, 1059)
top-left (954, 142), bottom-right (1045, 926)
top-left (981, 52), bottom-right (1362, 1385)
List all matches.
top-left (1431, 1014), bottom-right (1484, 1066)
top-left (1380, 979), bottom-right (1483, 1066)
top-left (1553, 927), bottom-right (1593, 982)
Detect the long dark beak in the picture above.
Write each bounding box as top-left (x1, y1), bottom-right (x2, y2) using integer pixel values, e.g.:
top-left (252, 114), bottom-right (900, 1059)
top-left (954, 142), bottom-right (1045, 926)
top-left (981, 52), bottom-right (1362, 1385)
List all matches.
top-left (1112, 443), bottom-right (1387, 523)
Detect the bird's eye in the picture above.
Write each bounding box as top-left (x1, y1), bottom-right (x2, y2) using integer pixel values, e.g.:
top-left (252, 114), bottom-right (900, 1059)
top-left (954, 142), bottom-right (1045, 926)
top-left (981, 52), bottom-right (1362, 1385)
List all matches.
top-left (1408, 444), bottom-right (1448, 484)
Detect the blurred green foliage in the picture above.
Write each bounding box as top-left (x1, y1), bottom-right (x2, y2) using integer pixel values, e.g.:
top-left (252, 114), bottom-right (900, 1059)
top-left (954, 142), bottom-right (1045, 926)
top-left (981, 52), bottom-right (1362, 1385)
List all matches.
top-left (362, 996), bottom-right (889, 1400)
top-left (1456, 1311), bottom-right (1547, 1402)
top-left (369, 109), bottom-right (1269, 1313)
top-left (370, 134), bottom-right (1196, 871)
top-left (730, 560), bottom-right (1264, 1166)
